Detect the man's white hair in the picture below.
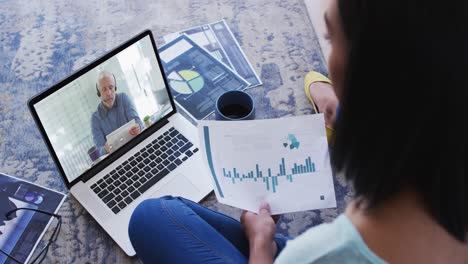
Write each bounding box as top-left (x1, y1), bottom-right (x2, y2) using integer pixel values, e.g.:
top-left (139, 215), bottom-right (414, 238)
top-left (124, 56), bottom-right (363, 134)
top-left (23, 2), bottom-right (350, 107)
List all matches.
top-left (97, 70), bottom-right (115, 85)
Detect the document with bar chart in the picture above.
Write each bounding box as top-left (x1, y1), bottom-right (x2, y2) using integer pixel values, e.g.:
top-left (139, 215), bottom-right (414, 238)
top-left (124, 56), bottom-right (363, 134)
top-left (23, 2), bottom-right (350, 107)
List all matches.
top-left (198, 114), bottom-right (336, 214)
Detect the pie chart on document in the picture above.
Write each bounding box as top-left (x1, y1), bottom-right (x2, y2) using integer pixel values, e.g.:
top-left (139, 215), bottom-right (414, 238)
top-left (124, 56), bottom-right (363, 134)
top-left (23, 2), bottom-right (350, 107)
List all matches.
top-left (168, 68), bottom-right (205, 95)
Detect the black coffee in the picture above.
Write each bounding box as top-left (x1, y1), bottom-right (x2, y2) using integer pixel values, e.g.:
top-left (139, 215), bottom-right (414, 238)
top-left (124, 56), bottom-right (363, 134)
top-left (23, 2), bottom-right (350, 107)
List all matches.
top-left (220, 104), bottom-right (251, 119)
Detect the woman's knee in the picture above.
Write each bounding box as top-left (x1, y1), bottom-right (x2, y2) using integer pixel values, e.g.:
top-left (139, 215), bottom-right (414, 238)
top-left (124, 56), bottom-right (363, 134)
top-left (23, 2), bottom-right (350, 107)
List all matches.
top-left (128, 196), bottom-right (178, 239)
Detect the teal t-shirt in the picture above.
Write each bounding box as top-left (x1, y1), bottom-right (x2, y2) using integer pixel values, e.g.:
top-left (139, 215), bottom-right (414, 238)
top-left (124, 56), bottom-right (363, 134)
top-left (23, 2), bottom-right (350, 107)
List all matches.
top-left (275, 214), bottom-right (387, 264)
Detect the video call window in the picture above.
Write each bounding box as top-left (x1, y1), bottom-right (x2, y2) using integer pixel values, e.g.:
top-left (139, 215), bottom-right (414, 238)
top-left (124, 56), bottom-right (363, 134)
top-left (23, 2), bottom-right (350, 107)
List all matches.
top-left (34, 36), bottom-right (173, 182)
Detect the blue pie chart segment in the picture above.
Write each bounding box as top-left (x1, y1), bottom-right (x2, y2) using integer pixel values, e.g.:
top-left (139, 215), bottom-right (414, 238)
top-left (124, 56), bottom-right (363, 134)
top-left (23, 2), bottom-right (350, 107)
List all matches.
top-left (188, 76), bottom-right (204, 93)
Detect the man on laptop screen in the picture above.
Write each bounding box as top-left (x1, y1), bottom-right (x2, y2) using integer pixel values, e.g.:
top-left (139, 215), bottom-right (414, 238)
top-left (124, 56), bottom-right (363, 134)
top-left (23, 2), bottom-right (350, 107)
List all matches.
top-left (92, 70), bottom-right (143, 157)
top-left (33, 36), bottom-right (173, 181)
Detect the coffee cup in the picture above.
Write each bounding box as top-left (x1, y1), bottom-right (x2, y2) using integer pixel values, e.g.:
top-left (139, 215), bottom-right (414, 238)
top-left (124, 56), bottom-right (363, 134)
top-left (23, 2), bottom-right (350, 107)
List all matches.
top-left (215, 90), bottom-right (255, 121)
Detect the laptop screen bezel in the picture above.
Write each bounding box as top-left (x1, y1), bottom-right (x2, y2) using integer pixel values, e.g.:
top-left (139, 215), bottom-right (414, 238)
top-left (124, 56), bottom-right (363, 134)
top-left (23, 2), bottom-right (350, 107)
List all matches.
top-left (28, 30), bottom-right (177, 189)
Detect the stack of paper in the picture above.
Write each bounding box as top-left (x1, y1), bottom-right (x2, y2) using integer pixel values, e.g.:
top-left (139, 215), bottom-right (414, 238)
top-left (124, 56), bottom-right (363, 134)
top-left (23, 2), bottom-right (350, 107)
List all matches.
top-left (159, 20), bottom-right (262, 121)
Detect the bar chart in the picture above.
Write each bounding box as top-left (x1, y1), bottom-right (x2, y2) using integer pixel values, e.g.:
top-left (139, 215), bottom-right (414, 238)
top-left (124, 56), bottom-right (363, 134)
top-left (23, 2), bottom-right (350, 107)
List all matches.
top-left (199, 115), bottom-right (337, 214)
top-left (222, 157), bottom-right (317, 193)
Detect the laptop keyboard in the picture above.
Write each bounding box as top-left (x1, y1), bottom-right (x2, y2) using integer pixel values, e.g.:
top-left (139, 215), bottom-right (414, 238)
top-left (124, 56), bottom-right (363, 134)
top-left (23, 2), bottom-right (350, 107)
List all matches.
top-left (90, 127), bottom-right (199, 214)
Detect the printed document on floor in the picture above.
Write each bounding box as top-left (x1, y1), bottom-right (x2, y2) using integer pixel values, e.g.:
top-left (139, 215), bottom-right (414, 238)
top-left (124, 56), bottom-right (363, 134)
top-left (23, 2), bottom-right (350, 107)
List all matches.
top-left (163, 20), bottom-right (262, 88)
top-left (159, 34), bottom-right (250, 121)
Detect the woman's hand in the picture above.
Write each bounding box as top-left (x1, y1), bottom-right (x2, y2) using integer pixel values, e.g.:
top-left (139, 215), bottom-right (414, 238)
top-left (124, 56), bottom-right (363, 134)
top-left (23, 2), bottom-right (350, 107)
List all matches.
top-left (241, 202), bottom-right (277, 264)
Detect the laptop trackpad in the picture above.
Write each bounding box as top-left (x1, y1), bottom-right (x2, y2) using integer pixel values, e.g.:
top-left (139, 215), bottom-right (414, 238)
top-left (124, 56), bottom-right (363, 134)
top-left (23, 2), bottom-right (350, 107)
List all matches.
top-left (151, 174), bottom-right (200, 199)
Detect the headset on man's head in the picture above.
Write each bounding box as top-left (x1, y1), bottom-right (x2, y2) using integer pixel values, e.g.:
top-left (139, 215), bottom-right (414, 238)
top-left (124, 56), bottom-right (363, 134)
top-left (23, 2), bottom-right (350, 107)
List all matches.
top-left (96, 73), bottom-right (117, 97)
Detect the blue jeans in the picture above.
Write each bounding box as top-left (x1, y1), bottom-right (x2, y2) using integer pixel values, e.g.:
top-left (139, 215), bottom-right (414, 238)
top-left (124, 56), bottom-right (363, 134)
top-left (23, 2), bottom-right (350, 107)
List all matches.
top-left (128, 196), bottom-right (288, 263)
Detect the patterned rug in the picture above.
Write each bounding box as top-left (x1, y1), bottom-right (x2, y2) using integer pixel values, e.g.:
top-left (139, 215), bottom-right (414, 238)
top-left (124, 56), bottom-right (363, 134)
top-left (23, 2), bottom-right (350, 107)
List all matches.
top-left (0, 0), bottom-right (352, 262)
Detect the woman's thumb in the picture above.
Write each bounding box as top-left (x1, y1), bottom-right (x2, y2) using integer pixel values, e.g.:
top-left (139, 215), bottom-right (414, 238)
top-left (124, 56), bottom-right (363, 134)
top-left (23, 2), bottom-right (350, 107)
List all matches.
top-left (259, 201), bottom-right (271, 215)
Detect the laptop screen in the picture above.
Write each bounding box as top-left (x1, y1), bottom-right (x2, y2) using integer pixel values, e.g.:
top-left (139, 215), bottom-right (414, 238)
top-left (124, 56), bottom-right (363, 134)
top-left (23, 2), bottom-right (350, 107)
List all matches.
top-left (33, 35), bottom-right (174, 183)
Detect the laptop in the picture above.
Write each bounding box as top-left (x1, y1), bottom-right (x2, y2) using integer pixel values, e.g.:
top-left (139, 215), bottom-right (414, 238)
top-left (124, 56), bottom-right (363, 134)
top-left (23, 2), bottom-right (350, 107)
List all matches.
top-left (106, 119), bottom-right (136, 153)
top-left (28, 30), bottom-right (213, 256)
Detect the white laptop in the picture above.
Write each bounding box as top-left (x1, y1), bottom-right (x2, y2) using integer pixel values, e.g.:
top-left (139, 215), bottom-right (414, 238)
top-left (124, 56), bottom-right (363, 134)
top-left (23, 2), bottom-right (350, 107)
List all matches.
top-left (28, 30), bottom-right (213, 256)
top-left (106, 119), bottom-right (136, 153)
